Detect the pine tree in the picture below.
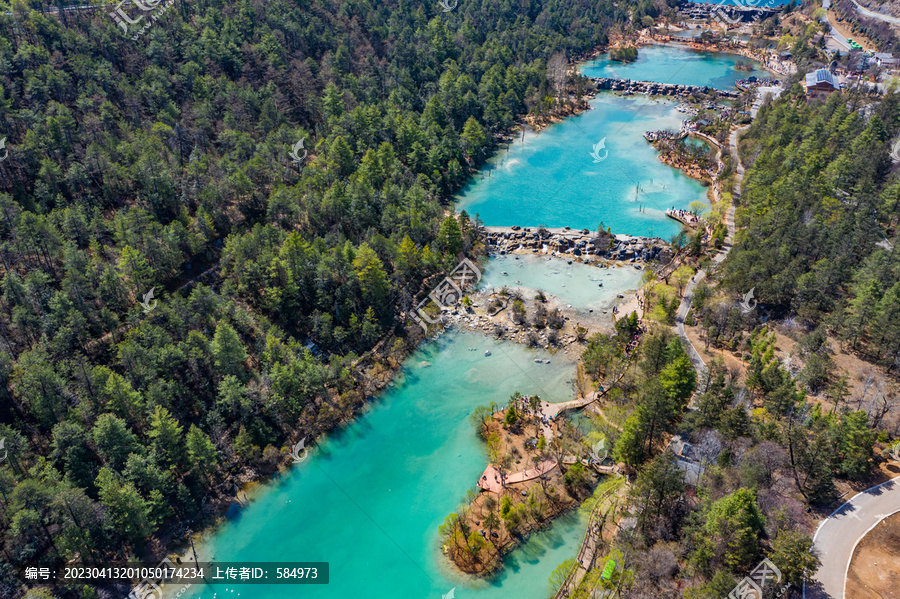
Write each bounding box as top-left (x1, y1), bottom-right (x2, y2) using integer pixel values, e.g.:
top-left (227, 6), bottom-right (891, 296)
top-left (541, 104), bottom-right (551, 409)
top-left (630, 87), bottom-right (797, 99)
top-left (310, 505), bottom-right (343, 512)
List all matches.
top-left (211, 321), bottom-right (247, 378)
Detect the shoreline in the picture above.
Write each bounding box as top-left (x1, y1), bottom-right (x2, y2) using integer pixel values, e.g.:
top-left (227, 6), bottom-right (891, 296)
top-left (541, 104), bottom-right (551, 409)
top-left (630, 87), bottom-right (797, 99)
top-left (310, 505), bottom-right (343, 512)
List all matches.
top-left (154, 38), bottom-right (733, 597)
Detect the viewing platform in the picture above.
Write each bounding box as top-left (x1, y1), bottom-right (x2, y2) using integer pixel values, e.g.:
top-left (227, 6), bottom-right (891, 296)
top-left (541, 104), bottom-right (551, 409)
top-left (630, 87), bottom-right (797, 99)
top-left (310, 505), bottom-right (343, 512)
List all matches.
top-left (644, 129), bottom-right (688, 142)
top-left (666, 208), bottom-right (700, 228)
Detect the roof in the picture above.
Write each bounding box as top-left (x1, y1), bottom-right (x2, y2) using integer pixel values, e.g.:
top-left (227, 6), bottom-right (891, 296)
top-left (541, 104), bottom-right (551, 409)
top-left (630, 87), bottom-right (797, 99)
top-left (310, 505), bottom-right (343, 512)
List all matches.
top-left (805, 69), bottom-right (839, 89)
top-left (669, 435), bottom-right (697, 461)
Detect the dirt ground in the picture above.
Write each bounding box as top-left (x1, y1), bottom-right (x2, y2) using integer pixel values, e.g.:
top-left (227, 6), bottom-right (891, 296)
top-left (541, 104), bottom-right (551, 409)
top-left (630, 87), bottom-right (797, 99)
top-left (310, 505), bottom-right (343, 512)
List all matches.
top-left (684, 317), bottom-right (894, 419)
top-left (846, 511), bottom-right (900, 599)
top-left (828, 10), bottom-right (881, 52)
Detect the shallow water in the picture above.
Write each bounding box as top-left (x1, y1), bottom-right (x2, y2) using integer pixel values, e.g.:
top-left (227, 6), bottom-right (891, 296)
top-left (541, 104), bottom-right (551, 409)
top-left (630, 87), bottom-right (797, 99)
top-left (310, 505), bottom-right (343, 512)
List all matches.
top-left (479, 254), bottom-right (644, 315)
top-left (176, 43), bottom-right (753, 599)
top-left (175, 259), bottom-right (645, 599)
top-left (177, 330), bottom-right (584, 599)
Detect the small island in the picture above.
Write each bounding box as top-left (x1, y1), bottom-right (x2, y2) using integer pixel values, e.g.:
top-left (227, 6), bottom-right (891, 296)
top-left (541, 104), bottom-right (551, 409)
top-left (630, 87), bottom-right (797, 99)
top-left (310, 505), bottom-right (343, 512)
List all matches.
top-left (437, 312), bottom-right (653, 576)
top-left (609, 46), bottom-right (639, 63)
top-left (439, 391), bottom-right (614, 574)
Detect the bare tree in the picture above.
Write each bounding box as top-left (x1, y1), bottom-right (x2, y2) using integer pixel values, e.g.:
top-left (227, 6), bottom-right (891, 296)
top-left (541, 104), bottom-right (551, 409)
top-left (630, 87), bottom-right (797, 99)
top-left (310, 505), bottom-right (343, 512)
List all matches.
top-left (547, 52), bottom-right (568, 103)
top-left (854, 369), bottom-right (898, 430)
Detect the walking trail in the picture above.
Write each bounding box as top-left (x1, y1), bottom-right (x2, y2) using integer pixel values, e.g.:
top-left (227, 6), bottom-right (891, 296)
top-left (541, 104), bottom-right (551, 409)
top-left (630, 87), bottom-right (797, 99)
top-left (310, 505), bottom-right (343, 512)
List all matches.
top-left (552, 478), bottom-right (625, 599)
top-left (674, 125), bottom-right (746, 385)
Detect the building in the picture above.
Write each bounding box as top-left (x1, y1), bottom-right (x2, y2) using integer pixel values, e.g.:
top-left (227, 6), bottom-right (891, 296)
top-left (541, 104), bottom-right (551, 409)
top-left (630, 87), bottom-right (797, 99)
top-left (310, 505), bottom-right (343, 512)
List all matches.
top-left (875, 52), bottom-right (900, 67)
top-left (668, 434), bottom-right (701, 485)
top-left (804, 68), bottom-right (840, 93)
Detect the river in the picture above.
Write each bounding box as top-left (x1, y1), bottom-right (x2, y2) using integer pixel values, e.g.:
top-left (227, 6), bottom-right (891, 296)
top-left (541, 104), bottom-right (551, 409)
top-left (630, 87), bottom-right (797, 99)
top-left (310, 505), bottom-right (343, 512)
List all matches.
top-left (176, 44), bottom-right (767, 599)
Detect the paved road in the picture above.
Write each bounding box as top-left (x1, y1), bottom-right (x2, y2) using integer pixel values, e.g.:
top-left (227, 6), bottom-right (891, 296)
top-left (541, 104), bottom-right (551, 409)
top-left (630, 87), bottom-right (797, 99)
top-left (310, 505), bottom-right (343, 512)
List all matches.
top-left (848, 0), bottom-right (900, 25)
top-left (821, 0), bottom-right (852, 51)
top-left (821, 0), bottom-right (900, 49)
top-left (804, 477), bottom-right (900, 599)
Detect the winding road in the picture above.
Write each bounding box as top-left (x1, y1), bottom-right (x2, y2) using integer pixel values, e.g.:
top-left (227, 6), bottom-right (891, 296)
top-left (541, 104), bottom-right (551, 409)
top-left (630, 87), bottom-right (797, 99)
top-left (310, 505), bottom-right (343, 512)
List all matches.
top-left (691, 123), bottom-right (900, 599)
top-left (821, 0), bottom-right (900, 50)
top-left (674, 125), bottom-right (745, 381)
top-left (821, 0), bottom-right (852, 51)
top-left (803, 477), bottom-right (900, 599)
top-left (848, 0), bottom-right (900, 25)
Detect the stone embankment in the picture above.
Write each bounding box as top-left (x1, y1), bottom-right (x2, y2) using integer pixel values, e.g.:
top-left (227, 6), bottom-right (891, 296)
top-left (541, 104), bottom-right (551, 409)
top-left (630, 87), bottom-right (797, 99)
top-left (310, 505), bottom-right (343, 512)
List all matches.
top-left (593, 77), bottom-right (739, 99)
top-left (484, 226), bottom-right (672, 265)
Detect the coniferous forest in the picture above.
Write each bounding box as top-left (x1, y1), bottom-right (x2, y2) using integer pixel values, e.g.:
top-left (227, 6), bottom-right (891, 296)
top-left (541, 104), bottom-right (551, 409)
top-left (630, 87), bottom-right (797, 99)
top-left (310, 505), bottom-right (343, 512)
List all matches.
top-left (0, 0), bottom-right (671, 595)
top-left (3, 0), bottom-right (900, 597)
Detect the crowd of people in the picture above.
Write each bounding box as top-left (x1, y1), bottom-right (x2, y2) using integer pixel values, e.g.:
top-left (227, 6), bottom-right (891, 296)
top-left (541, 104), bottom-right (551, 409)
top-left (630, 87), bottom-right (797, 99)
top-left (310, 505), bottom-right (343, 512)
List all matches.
top-left (624, 321), bottom-right (648, 357)
top-left (644, 129), bottom-right (686, 141)
top-left (735, 76), bottom-right (781, 88)
top-left (666, 207), bottom-right (700, 224)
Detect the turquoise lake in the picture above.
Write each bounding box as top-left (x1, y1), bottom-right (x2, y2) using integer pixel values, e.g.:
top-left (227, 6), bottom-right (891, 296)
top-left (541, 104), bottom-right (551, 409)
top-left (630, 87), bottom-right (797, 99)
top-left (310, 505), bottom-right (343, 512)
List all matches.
top-left (176, 44), bottom-right (762, 599)
top-left (454, 93), bottom-right (706, 237)
top-left (176, 253), bottom-right (644, 599)
top-left (179, 329), bottom-right (589, 599)
top-left (580, 44), bottom-right (770, 88)
top-left (479, 255), bottom-right (643, 315)
top-left (454, 44), bottom-right (769, 235)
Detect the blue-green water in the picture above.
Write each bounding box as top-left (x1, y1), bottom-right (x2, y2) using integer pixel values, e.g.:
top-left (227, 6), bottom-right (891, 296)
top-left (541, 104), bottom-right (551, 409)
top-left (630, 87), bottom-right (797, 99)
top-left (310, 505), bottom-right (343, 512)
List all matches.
top-left (454, 93), bottom-right (706, 236)
top-left (479, 255), bottom-right (643, 315)
top-left (580, 44), bottom-right (770, 88)
top-left (176, 257), bottom-right (640, 599)
top-left (180, 330), bottom-right (591, 599)
top-left (179, 43), bottom-right (756, 599)
top-left (455, 44), bottom-right (770, 234)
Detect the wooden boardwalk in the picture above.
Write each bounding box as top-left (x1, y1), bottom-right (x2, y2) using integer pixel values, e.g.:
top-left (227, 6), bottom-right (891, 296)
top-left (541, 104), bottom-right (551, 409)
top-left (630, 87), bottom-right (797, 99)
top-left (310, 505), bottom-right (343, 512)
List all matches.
top-left (552, 478), bottom-right (625, 599)
top-left (665, 209), bottom-right (700, 228)
top-left (476, 459), bottom-right (558, 493)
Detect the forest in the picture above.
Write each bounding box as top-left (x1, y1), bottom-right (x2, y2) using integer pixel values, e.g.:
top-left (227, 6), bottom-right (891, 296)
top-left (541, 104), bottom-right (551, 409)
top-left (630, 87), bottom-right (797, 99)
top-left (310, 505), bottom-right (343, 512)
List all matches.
top-left (558, 85), bottom-right (900, 598)
top-left (0, 0), bottom-right (647, 596)
top-left (724, 87), bottom-right (900, 372)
